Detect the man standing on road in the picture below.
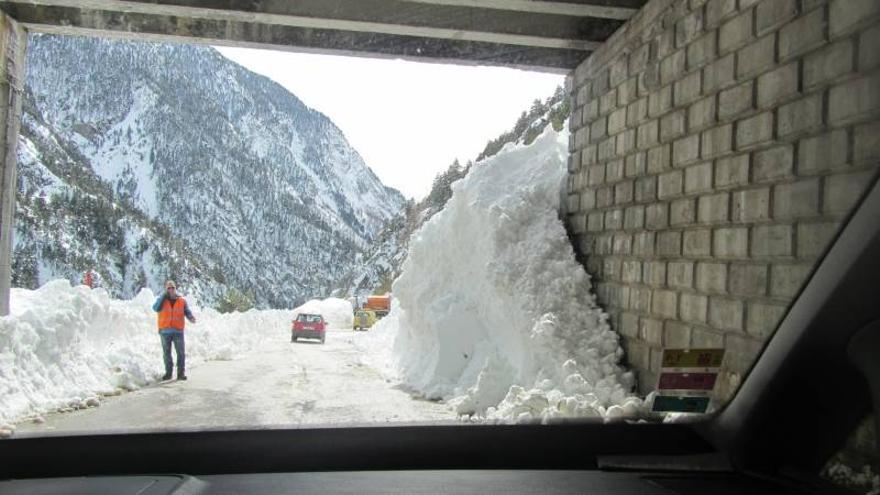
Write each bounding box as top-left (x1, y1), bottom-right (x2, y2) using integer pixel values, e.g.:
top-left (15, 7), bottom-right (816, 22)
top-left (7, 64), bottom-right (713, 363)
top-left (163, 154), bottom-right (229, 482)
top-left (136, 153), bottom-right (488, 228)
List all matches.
top-left (153, 280), bottom-right (196, 381)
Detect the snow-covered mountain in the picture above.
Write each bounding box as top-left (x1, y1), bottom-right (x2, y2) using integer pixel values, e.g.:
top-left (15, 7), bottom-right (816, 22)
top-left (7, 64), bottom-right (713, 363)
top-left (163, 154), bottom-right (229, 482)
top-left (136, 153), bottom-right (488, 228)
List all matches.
top-left (14, 34), bottom-right (404, 307)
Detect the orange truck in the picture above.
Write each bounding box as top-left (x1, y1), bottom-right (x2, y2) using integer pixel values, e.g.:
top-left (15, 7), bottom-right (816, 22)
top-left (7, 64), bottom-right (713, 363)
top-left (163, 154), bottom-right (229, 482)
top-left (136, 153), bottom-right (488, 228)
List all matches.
top-left (364, 294), bottom-right (391, 317)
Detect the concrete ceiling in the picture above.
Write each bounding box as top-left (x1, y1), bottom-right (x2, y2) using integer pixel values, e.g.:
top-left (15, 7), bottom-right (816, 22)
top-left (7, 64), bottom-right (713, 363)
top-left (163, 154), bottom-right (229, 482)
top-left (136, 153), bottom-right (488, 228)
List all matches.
top-left (0, 0), bottom-right (646, 72)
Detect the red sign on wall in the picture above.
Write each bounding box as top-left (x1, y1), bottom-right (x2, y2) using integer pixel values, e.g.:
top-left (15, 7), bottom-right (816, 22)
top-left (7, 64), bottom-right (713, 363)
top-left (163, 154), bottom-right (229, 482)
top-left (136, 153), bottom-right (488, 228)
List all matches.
top-left (658, 372), bottom-right (718, 391)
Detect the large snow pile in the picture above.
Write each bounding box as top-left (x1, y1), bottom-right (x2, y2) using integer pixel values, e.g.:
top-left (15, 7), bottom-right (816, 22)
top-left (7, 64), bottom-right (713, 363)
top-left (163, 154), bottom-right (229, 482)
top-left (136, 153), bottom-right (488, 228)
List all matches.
top-left (353, 310), bottom-right (401, 381)
top-left (0, 280), bottom-right (293, 424)
top-left (293, 298), bottom-right (353, 329)
top-left (381, 126), bottom-right (639, 422)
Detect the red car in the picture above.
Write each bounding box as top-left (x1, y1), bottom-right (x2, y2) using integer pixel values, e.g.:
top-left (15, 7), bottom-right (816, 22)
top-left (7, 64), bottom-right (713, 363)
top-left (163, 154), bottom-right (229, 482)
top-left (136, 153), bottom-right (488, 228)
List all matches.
top-left (291, 313), bottom-right (326, 344)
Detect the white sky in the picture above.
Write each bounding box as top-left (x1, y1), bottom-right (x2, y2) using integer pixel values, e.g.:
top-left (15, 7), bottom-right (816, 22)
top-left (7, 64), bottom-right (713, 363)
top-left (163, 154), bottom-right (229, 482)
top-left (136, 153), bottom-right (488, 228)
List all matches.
top-left (214, 47), bottom-right (564, 200)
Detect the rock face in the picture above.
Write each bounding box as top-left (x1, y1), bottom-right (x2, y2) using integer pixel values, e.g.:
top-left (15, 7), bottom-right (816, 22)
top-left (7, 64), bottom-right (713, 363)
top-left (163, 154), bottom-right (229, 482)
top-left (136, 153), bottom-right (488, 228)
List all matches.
top-left (15, 34), bottom-right (404, 307)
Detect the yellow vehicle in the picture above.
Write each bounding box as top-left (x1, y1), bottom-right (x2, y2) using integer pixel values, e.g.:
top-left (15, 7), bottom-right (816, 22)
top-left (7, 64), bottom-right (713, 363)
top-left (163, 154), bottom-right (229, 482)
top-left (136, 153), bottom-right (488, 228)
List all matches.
top-left (353, 309), bottom-right (377, 331)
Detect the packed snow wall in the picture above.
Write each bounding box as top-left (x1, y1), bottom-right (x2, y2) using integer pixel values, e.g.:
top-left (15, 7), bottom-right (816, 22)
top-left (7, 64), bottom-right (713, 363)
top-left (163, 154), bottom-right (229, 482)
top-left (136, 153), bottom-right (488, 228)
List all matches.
top-left (383, 127), bottom-right (641, 422)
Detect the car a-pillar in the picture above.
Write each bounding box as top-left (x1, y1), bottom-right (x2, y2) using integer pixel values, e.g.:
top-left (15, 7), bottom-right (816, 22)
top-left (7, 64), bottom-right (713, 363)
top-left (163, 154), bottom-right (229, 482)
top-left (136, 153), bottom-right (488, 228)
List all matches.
top-left (0, 12), bottom-right (24, 316)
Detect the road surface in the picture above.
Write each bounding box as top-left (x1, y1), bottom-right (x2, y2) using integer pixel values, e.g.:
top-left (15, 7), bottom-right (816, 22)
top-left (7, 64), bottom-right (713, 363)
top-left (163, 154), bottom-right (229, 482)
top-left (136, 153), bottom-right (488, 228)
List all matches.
top-left (16, 330), bottom-right (456, 435)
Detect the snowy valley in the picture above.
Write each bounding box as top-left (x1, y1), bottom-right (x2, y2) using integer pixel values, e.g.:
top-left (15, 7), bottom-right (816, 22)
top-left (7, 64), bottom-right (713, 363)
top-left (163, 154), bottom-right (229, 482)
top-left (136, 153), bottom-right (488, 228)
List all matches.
top-left (2, 34), bottom-right (647, 436)
top-left (2, 122), bottom-right (645, 432)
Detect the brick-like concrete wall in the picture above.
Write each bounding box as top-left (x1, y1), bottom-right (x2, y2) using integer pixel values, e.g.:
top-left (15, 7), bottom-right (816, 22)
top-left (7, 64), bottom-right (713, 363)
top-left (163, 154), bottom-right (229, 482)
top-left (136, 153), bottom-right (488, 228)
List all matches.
top-left (565, 0), bottom-right (880, 399)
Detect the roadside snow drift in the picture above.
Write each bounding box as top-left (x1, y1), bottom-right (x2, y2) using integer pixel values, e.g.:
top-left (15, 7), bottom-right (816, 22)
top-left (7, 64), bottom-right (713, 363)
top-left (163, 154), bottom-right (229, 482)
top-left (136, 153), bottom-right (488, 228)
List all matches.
top-left (293, 298), bottom-right (354, 329)
top-left (385, 126), bottom-right (639, 422)
top-left (0, 280), bottom-right (292, 424)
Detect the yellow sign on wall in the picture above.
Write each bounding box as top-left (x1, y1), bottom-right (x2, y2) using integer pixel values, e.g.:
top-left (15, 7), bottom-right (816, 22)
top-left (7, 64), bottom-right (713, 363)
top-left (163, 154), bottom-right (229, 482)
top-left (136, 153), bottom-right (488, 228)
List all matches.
top-left (661, 349), bottom-right (725, 369)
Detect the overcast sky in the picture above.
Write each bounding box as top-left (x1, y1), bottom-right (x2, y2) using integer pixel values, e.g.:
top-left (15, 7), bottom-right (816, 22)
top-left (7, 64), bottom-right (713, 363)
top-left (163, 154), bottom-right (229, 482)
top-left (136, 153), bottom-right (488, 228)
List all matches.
top-left (215, 47), bottom-right (564, 200)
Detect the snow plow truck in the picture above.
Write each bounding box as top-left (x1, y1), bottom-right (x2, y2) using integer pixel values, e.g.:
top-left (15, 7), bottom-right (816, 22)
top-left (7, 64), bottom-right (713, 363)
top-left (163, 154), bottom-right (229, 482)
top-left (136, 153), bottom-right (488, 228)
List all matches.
top-left (364, 294), bottom-right (391, 317)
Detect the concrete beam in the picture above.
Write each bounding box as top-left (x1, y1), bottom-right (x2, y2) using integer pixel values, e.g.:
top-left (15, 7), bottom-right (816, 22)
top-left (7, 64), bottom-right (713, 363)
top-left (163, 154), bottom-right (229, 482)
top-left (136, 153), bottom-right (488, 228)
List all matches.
top-left (4, 0), bottom-right (628, 47)
top-left (2, 3), bottom-right (594, 71)
top-left (0, 0), bottom-right (641, 70)
top-left (0, 12), bottom-right (24, 315)
top-left (402, 0), bottom-right (641, 19)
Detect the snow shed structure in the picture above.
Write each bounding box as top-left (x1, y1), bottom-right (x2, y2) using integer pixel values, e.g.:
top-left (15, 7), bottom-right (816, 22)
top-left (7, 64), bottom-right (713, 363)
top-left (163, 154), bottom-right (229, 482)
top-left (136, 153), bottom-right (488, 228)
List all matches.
top-left (0, 0), bottom-right (646, 313)
top-left (0, 0), bottom-right (877, 406)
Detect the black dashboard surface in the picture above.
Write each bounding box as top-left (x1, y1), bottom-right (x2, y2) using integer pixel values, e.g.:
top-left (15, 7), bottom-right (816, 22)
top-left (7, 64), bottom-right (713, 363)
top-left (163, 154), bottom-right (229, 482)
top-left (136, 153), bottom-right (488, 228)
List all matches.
top-left (0, 470), bottom-right (807, 495)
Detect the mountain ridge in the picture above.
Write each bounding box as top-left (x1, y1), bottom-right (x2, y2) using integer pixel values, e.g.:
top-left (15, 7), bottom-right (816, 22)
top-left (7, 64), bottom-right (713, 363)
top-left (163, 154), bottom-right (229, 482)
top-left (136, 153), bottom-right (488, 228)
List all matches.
top-left (14, 34), bottom-right (404, 308)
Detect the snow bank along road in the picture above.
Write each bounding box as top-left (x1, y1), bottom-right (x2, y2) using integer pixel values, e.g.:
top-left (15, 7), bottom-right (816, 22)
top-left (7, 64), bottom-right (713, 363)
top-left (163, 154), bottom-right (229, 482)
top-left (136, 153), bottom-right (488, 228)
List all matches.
top-left (16, 330), bottom-right (456, 435)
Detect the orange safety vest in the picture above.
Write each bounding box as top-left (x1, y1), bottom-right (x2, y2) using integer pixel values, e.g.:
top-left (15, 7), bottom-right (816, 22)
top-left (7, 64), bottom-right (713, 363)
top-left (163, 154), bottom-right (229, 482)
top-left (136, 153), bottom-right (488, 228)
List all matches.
top-left (157, 297), bottom-right (187, 331)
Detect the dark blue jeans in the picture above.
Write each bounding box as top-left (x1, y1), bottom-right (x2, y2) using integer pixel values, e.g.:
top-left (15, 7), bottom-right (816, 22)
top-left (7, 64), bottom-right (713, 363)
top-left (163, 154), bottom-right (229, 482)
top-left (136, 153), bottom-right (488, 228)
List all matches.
top-left (160, 331), bottom-right (185, 377)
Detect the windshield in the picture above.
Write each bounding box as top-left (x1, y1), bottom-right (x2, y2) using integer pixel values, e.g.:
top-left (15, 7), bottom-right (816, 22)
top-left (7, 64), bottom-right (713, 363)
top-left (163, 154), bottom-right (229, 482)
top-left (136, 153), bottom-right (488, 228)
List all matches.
top-left (2, 0), bottom-right (877, 439)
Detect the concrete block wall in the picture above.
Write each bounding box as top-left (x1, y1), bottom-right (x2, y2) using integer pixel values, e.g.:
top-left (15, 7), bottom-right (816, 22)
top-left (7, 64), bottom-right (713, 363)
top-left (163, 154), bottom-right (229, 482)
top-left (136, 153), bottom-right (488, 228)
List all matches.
top-left (0, 14), bottom-right (25, 316)
top-left (566, 0), bottom-right (880, 399)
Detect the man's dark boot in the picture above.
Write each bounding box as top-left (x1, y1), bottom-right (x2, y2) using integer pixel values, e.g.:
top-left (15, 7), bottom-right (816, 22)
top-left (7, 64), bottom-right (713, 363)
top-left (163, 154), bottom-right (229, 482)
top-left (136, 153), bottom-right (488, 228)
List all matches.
top-left (162, 372), bottom-right (172, 380)
top-left (177, 372), bottom-right (187, 381)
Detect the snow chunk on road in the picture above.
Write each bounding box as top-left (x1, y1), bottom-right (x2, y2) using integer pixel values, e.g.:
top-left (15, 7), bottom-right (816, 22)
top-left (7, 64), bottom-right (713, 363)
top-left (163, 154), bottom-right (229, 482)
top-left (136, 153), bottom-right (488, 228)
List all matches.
top-left (293, 298), bottom-right (353, 330)
top-left (387, 126), bottom-right (638, 422)
top-left (0, 280), bottom-right (293, 424)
